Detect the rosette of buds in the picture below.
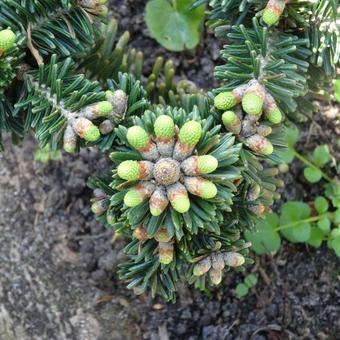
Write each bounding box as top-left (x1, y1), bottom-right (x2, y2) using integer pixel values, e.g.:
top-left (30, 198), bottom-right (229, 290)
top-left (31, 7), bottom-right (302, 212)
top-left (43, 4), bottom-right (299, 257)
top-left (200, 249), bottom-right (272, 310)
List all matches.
top-left (114, 112), bottom-right (231, 217)
top-left (63, 88), bottom-right (128, 153)
top-left (193, 251), bottom-right (246, 285)
top-left (214, 79), bottom-right (283, 157)
top-left (89, 106), bottom-right (246, 300)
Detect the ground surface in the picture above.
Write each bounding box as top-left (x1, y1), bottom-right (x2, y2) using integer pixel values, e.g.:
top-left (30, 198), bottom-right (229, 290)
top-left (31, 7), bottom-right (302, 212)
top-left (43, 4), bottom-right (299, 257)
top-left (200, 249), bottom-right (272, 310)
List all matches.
top-left (0, 1), bottom-right (340, 339)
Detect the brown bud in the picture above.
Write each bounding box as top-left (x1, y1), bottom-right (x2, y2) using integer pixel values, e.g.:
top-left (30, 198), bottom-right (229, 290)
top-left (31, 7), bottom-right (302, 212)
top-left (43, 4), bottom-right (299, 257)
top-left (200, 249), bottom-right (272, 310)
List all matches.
top-left (63, 124), bottom-right (77, 153)
top-left (133, 226), bottom-right (148, 241)
top-left (211, 253), bottom-right (225, 271)
top-left (154, 227), bottom-right (172, 243)
top-left (209, 268), bottom-right (223, 285)
top-left (149, 188), bottom-right (169, 216)
top-left (159, 242), bottom-right (174, 264)
top-left (193, 257), bottom-right (211, 276)
top-left (223, 252), bottom-right (245, 267)
top-left (99, 120), bottom-right (114, 135)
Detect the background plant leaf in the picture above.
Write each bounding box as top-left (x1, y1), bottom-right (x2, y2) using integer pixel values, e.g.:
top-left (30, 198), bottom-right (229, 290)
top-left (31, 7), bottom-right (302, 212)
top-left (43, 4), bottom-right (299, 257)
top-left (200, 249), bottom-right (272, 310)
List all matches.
top-left (245, 213), bottom-right (281, 255)
top-left (314, 196), bottom-right (329, 214)
top-left (313, 145), bottom-right (330, 167)
top-left (280, 202), bottom-right (311, 243)
top-left (304, 166), bottom-right (322, 183)
top-left (145, 0), bottom-right (205, 52)
top-left (307, 227), bottom-right (324, 248)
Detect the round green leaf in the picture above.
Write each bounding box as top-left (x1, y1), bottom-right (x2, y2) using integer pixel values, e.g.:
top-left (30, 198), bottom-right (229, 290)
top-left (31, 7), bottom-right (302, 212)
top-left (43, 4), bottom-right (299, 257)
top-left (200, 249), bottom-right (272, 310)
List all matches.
top-left (280, 202), bottom-right (311, 243)
top-left (313, 145), bottom-right (330, 167)
top-left (325, 182), bottom-right (340, 208)
top-left (307, 227), bottom-right (324, 248)
top-left (331, 228), bottom-right (340, 239)
top-left (304, 166), bottom-right (322, 183)
top-left (235, 283), bottom-right (249, 298)
top-left (145, 0), bottom-right (205, 52)
top-left (330, 237), bottom-right (340, 257)
top-left (245, 213), bottom-right (281, 254)
top-left (317, 217), bottom-right (331, 234)
top-left (334, 208), bottom-right (340, 225)
top-left (334, 79), bottom-right (340, 103)
top-left (314, 196), bottom-right (329, 214)
top-left (244, 274), bottom-right (258, 288)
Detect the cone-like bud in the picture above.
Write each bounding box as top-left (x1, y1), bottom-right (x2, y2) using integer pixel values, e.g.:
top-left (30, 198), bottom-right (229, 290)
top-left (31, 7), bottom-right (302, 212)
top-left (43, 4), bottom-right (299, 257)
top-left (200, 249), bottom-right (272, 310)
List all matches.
top-left (211, 253), bottom-right (225, 271)
top-left (264, 93), bottom-right (282, 124)
top-left (149, 187), bottom-right (169, 216)
top-left (154, 227), bottom-right (172, 243)
top-left (223, 252), bottom-right (245, 267)
top-left (93, 188), bottom-right (106, 199)
top-left (126, 126), bottom-right (159, 161)
top-left (241, 115), bottom-right (258, 137)
top-left (154, 115), bottom-right (176, 156)
top-left (242, 80), bottom-right (266, 116)
top-left (246, 134), bottom-right (274, 155)
top-left (0, 29), bottom-right (16, 55)
top-left (117, 160), bottom-right (153, 181)
top-left (209, 268), bottom-right (223, 285)
top-left (133, 226), bottom-right (148, 241)
top-left (247, 184), bottom-right (261, 201)
top-left (257, 125), bottom-right (272, 137)
top-left (193, 257), bottom-right (211, 276)
top-left (82, 101), bottom-right (113, 119)
top-left (72, 117), bottom-right (100, 142)
top-left (184, 177), bottom-right (217, 199)
top-left (106, 89), bottom-right (128, 115)
top-left (167, 182), bottom-right (190, 213)
top-left (106, 211), bottom-right (115, 226)
top-left (91, 198), bottom-right (109, 215)
top-left (153, 158), bottom-right (180, 186)
top-left (159, 242), bottom-right (174, 264)
top-left (173, 121), bottom-right (202, 161)
top-left (181, 155), bottom-right (218, 176)
top-left (63, 124), bottom-right (77, 153)
top-left (249, 203), bottom-right (266, 215)
top-left (99, 119), bottom-right (114, 134)
top-left (124, 181), bottom-right (155, 207)
top-left (263, 0), bottom-right (287, 26)
top-left (222, 111), bottom-right (241, 134)
top-left (214, 85), bottom-right (247, 110)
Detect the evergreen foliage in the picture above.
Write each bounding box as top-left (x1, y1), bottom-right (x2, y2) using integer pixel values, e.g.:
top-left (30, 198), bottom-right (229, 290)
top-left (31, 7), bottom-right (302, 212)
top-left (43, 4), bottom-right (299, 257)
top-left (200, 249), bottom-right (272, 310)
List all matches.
top-left (0, 0), bottom-right (337, 300)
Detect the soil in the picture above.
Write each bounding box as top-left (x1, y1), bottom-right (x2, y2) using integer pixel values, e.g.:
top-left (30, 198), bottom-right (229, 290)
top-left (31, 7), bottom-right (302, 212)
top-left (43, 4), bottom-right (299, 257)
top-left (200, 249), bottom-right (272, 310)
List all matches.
top-left (0, 1), bottom-right (340, 340)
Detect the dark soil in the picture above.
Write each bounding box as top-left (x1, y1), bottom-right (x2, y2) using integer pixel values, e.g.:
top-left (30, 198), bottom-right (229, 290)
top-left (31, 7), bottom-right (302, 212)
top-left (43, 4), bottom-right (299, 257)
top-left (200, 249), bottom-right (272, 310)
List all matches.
top-left (0, 1), bottom-right (340, 340)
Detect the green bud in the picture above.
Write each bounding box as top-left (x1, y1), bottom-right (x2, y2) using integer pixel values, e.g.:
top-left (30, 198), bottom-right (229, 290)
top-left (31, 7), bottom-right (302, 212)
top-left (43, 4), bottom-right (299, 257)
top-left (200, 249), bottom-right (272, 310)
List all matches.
top-left (197, 155), bottom-right (218, 174)
top-left (0, 29), bottom-right (16, 53)
top-left (83, 125), bottom-right (100, 142)
top-left (117, 160), bottom-right (140, 181)
top-left (200, 181), bottom-right (218, 199)
top-left (222, 111), bottom-right (237, 125)
top-left (214, 92), bottom-right (237, 110)
top-left (172, 197), bottom-right (190, 213)
top-left (266, 108), bottom-right (282, 124)
top-left (178, 121), bottom-right (202, 146)
top-left (124, 189), bottom-right (143, 207)
top-left (263, 9), bottom-right (280, 26)
top-left (242, 93), bottom-right (264, 116)
top-left (154, 115), bottom-right (175, 139)
top-left (126, 126), bottom-right (150, 149)
top-left (96, 101), bottom-right (113, 116)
